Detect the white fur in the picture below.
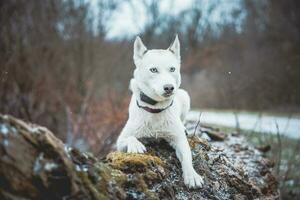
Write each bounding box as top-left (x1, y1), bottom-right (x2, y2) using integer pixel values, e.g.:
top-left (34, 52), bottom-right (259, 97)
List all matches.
top-left (117, 35), bottom-right (204, 188)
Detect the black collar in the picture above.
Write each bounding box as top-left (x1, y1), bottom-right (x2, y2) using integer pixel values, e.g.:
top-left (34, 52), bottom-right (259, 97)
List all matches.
top-left (136, 100), bottom-right (173, 114)
top-left (138, 92), bottom-right (173, 113)
top-left (140, 92), bottom-right (158, 105)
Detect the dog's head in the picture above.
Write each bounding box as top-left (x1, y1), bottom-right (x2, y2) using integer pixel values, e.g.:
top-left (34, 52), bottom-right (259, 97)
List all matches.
top-left (132, 35), bottom-right (181, 102)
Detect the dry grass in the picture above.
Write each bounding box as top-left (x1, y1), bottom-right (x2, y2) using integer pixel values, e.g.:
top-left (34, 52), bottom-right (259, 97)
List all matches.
top-left (64, 91), bottom-right (130, 156)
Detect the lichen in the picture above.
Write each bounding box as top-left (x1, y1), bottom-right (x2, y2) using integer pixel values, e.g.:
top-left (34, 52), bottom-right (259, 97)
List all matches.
top-left (188, 135), bottom-right (211, 150)
top-left (104, 152), bottom-right (166, 199)
top-left (77, 171), bottom-right (107, 199)
top-left (106, 151), bottom-right (164, 173)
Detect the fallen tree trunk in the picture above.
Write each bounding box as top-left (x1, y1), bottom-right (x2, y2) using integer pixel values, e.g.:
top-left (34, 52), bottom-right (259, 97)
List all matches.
top-left (0, 114), bottom-right (278, 200)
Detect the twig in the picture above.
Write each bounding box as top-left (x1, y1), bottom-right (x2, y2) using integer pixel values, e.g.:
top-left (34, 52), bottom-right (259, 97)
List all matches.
top-left (233, 111), bottom-right (240, 134)
top-left (65, 106), bottom-right (74, 146)
top-left (275, 120), bottom-right (282, 177)
top-left (284, 138), bottom-right (300, 182)
top-left (283, 113), bottom-right (292, 135)
top-left (193, 112), bottom-right (202, 136)
top-left (250, 112), bottom-right (262, 137)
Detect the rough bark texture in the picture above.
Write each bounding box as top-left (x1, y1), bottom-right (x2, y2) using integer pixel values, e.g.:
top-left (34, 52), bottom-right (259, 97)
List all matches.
top-left (0, 114), bottom-right (278, 200)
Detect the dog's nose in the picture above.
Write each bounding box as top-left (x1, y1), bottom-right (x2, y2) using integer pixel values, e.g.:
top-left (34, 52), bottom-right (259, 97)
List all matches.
top-left (163, 84), bottom-right (174, 93)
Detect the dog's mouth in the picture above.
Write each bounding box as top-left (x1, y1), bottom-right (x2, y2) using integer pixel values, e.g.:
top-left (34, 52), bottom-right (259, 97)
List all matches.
top-left (163, 92), bottom-right (173, 98)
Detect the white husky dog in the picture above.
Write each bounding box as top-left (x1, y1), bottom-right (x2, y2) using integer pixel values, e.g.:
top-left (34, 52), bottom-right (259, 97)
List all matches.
top-left (117, 35), bottom-right (204, 188)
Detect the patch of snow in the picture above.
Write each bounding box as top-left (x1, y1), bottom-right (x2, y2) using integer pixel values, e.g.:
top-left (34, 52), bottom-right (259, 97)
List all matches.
top-left (286, 179), bottom-right (295, 187)
top-left (201, 133), bottom-right (211, 141)
top-left (0, 124), bottom-right (9, 135)
top-left (75, 164), bottom-right (89, 172)
top-left (64, 145), bottom-right (72, 153)
top-left (64, 145), bottom-right (72, 158)
top-left (31, 127), bottom-right (40, 133)
top-left (30, 126), bottom-right (48, 134)
top-left (11, 127), bottom-right (17, 134)
top-left (82, 166), bottom-right (88, 172)
top-left (175, 192), bottom-right (189, 200)
top-left (2, 139), bottom-right (9, 146)
top-left (82, 153), bottom-right (88, 159)
top-left (126, 189), bottom-right (145, 199)
top-left (33, 153), bottom-right (44, 173)
top-left (75, 165), bottom-right (81, 172)
top-left (33, 153), bottom-right (58, 172)
top-left (44, 162), bottom-right (58, 171)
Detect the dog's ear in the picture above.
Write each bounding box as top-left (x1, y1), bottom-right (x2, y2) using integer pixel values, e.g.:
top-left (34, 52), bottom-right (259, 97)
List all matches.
top-left (134, 36), bottom-right (147, 66)
top-left (168, 34), bottom-right (180, 60)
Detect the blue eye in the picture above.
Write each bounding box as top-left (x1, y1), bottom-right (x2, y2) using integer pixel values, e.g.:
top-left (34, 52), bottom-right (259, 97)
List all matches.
top-left (150, 68), bottom-right (158, 73)
top-left (170, 67), bottom-right (175, 72)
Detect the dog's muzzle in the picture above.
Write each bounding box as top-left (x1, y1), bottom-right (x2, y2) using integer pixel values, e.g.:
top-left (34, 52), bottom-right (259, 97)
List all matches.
top-left (163, 84), bottom-right (174, 95)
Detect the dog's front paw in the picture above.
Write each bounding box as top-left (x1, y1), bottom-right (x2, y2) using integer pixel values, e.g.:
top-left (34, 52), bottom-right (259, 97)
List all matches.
top-left (183, 169), bottom-right (204, 188)
top-left (126, 137), bottom-right (146, 153)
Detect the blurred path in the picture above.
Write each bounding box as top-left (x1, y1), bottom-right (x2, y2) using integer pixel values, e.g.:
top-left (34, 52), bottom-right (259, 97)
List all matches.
top-left (187, 110), bottom-right (300, 138)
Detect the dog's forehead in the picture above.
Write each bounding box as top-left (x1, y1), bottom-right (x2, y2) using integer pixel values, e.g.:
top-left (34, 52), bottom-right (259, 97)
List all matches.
top-left (142, 49), bottom-right (179, 66)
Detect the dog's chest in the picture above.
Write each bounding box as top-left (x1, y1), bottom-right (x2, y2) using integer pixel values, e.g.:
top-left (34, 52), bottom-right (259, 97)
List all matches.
top-left (134, 112), bottom-right (176, 138)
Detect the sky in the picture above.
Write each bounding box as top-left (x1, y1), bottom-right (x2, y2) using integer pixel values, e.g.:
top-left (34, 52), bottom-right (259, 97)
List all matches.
top-left (89, 0), bottom-right (244, 39)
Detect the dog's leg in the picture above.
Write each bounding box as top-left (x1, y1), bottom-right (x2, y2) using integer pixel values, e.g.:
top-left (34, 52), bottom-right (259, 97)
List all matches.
top-left (117, 124), bottom-right (146, 153)
top-left (168, 125), bottom-right (204, 188)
